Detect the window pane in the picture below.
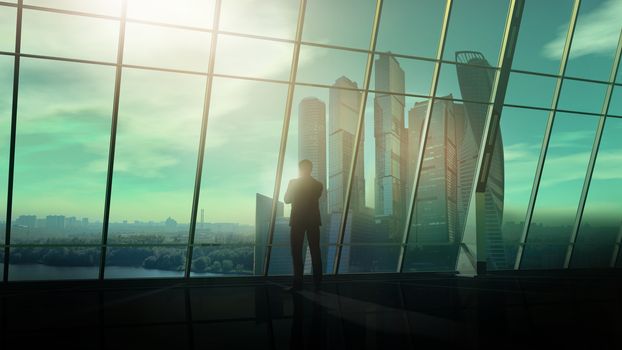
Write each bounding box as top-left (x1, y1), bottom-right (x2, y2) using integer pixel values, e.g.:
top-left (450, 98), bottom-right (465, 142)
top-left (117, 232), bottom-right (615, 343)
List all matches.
top-left (557, 79), bottom-right (607, 114)
top-left (9, 247), bottom-right (100, 281)
top-left (376, 0), bottom-right (446, 59)
top-left (195, 78), bottom-right (287, 277)
top-left (127, 0), bottom-right (215, 29)
top-left (523, 113), bottom-right (599, 269)
top-left (104, 246), bottom-right (186, 279)
top-left (512, 0), bottom-right (575, 74)
top-left (491, 107), bottom-right (548, 270)
top-left (505, 72), bottom-right (557, 108)
top-left (408, 54), bottom-right (497, 271)
top-left (21, 10), bottom-right (119, 62)
top-left (24, 0), bottom-right (123, 16)
top-left (296, 45), bottom-right (367, 87)
top-left (404, 98), bottom-right (472, 271)
top-left (342, 89), bottom-right (426, 272)
top-left (370, 54), bottom-right (435, 97)
top-left (108, 69), bottom-right (205, 244)
top-left (0, 5), bottom-right (16, 52)
top-left (302, 0), bottom-right (376, 49)
top-left (123, 22), bottom-right (211, 72)
top-left (442, 0), bottom-right (510, 65)
top-left (214, 35), bottom-right (293, 81)
top-left (608, 85), bottom-right (622, 116)
top-left (12, 58), bottom-right (114, 244)
top-left (219, 0), bottom-right (298, 39)
top-left (0, 56), bottom-right (12, 244)
top-left (273, 85), bottom-right (329, 276)
top-left (565, 0), bottom-right (622, 81)
top-left (572, 117), bottom-right (622, 268)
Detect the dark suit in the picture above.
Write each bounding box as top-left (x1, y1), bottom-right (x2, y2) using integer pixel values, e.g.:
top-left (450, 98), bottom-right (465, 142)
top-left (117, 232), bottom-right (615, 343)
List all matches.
top-left (284, 176), bottom-right (323, 288)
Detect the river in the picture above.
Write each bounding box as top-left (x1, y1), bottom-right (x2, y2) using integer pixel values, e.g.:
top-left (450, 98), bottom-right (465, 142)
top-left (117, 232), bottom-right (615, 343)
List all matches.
top-left (0, 263), bottom-right (227, 281)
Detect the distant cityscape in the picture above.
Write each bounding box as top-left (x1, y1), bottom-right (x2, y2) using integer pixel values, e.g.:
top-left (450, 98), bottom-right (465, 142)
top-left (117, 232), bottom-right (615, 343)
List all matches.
top-left (3, 50), bottom-right (619, 278)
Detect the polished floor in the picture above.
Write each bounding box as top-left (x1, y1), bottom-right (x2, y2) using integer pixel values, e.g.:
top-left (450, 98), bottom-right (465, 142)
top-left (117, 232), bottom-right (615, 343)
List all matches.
top-left (1, 272), bottom-right (621, 349)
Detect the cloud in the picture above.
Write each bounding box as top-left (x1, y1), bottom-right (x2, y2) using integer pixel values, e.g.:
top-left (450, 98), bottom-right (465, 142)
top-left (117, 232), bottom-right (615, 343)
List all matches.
top-left (543, 0), bottom-right (622, 59)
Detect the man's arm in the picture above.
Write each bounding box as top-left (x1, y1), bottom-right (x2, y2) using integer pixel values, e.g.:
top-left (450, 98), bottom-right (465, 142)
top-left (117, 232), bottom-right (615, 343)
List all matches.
top-left (284, 180), bottom-right (295, 204)
top-left (316, 182), bottom-right (323, 199)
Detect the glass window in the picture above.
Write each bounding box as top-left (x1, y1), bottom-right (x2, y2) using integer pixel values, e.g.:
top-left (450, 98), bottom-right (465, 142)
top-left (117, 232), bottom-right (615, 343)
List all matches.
top-left (565, 0), bottom-right (622, 81)
top-left (608, 85), bottom-right (622, 116)
top-left (127, 0), bottom-right (215, 29)
top-left (12, 58), bottom-right (114, 245)
top-left (557, 79), bottom-right (608, 114)
top-left (214, 35), bottom-right (293, 81)
top-left (370, 54), bottom-right (435, 97)
top-left (272, 86), bottom-right (329, 276)
top-left (104, 246), bottom-right (186, 279)
top-left (572, 117), bottom-right (622, 268)
top-left (375, 0), bottom-right (446, 59)
top-left (123, 22), bottom-right (211, 72)
top-left (24, 0), bottom-right (123, 16)
top-left (0, 55), bottom-right (12, 244)
top-left (21, 9), bottom-right (119, 62)
top-left (442, 0), bottom-right (510, 65)
top-left (302, 0), bottom-right (376, 49)
top-left (505, 72), bottom-right (557, 109)
top-left (296, 45), bottom-right (368, 87)
top-left (343, 90), bottom-right (424, 273)
top-left (108, 69), bottom-right (206, 244)
top-left (490, 107), bottom-right (548, 270)
top-left (523, 113), bottom-right (598, 269)
top-left (512, 0), bottom-right (575, 74)
top-left (9, 247), bottom-right (100, 281)
top-left (219, 0), bottom-right (299, 39)
top-left (0, 5), bottom-right (16, 52)
top-left (194, 78), bottom-right (288, 277)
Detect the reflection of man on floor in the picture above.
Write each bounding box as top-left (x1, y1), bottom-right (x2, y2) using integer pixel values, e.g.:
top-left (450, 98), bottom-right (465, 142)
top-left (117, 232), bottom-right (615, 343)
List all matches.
top-left (284, 159), bottom-right (323, 292)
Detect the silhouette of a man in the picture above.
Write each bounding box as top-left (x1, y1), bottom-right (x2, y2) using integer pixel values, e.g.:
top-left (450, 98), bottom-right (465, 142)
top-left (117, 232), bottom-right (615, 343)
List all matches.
top-left (284, 159), bottom-right (323, 292)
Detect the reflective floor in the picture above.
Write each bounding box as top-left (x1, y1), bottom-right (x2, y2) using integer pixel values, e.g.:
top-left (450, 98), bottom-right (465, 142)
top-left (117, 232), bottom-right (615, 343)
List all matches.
top-left (1, 273), bottom-right (621, 349)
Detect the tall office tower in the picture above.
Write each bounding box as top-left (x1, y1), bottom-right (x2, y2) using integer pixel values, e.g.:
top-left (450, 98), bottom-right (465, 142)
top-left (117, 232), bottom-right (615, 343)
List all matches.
top-left (328, 76), bottom-right (365, 214)
top-left (455, 51), bottom-right (507, 269)
top-left (299, 97), bottom-right (327, 217)
top-left (407, 97), bottom-right (464, 244)
top-left (374, 54), bottom-right (406, 233)
top-left (254, 193), bottom-right (284, 275)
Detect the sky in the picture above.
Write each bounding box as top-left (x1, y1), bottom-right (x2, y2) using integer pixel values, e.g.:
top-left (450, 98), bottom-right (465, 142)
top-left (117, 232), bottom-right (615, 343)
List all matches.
top-left (0, 0), bottom-right (620, 232)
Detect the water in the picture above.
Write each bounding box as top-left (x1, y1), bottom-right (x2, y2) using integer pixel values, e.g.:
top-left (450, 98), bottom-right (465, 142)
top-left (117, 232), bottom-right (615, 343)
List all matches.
top-left (0, 263), bottom-right (225, 281)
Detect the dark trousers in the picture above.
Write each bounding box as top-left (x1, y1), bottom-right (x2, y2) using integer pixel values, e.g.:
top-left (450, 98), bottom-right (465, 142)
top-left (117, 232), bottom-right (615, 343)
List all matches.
top-left (290, 225), bottom-right (322, 287)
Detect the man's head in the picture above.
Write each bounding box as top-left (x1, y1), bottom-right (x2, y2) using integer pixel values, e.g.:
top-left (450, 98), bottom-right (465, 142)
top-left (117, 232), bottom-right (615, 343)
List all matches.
top-left (298, 159), bottom-right (313, 177)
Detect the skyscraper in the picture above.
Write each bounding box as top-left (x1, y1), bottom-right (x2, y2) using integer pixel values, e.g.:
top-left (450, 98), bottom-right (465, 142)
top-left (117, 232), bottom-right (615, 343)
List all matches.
top-left (455, 51), bottom-right (507, 269)
top-left (407, 97), bottom-right (465, 244)
top-left (374, 53), bottom-right (406, 233)
top-left (328, 76), bottom-right (365, 214)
